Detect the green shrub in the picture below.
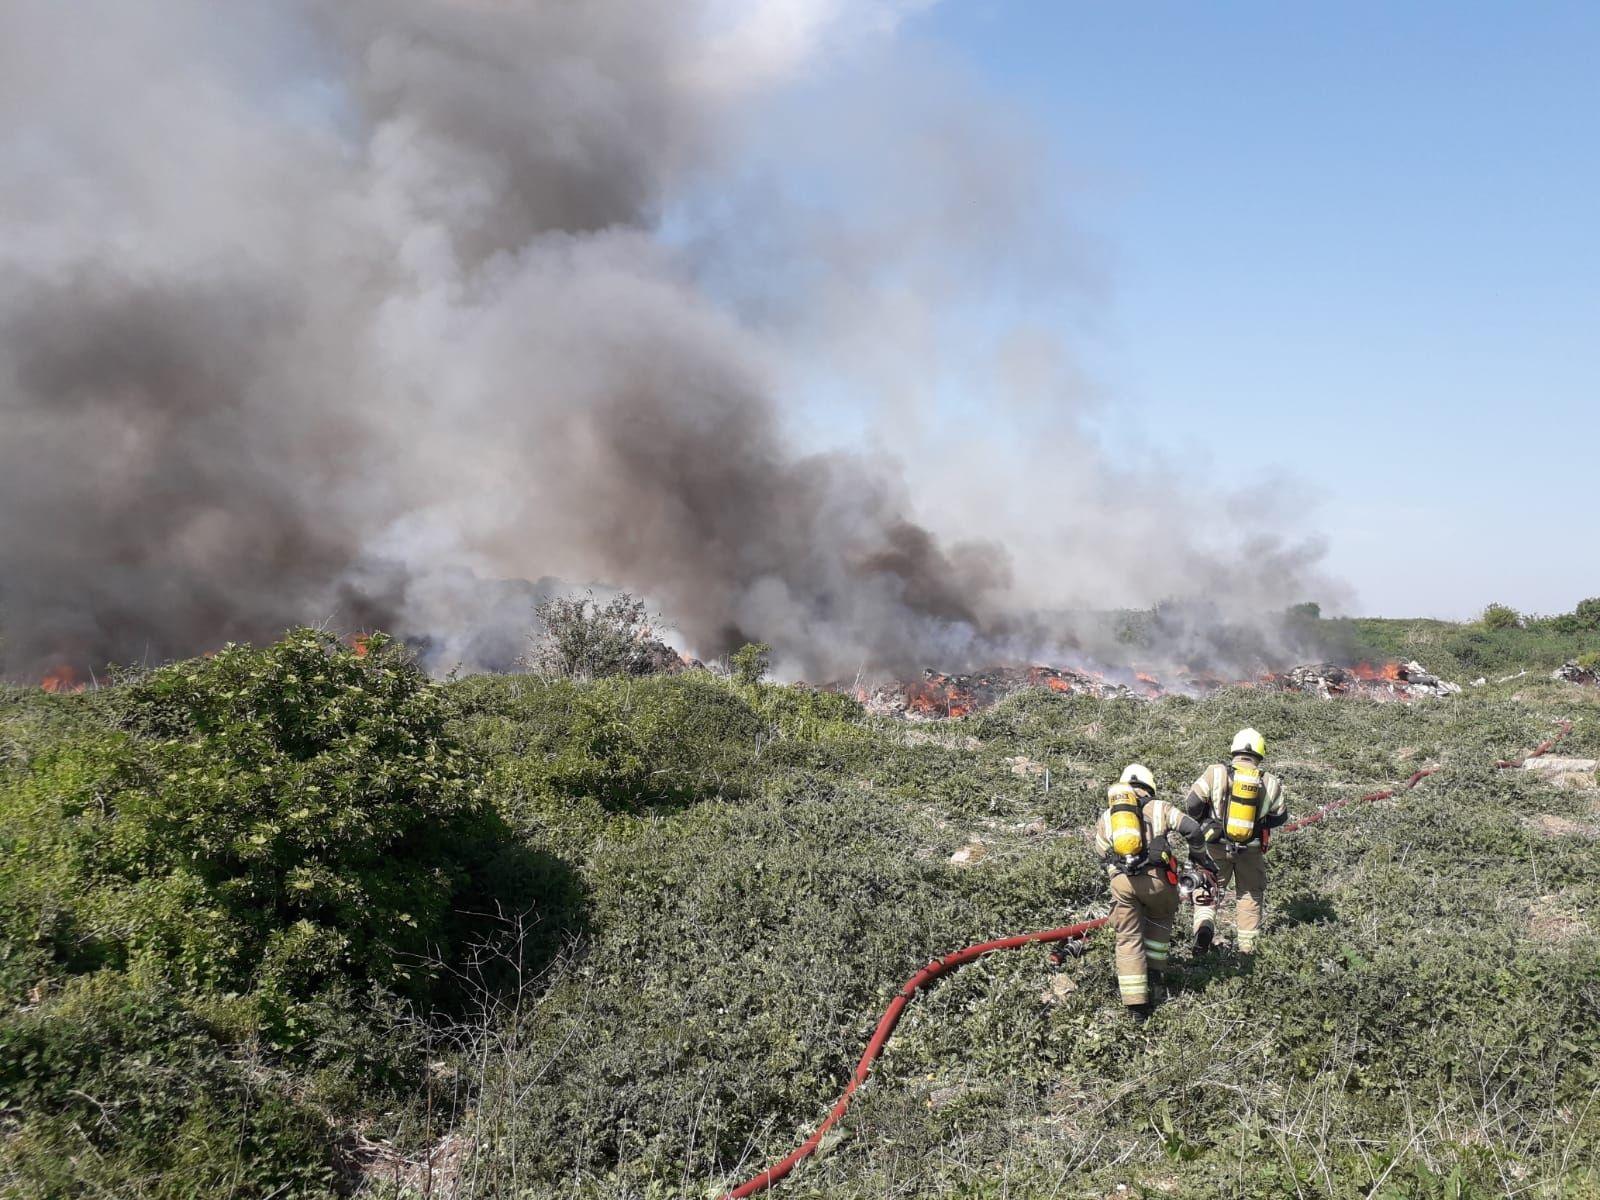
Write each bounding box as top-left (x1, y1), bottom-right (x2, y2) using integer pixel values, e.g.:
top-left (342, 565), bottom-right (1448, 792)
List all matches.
top-left (1575, 596), bottom-right (1600, 631)
top-left (1, 630), bottom-right (517, 1036)
top-left (1577, 651), bottom-right (1600, 672)
top-left (0, 972), bottom-right (338, 1198)
top-left (544, 674), bottom-right (766, 809)
top-left (730, 641), bottom-right (772, 686)
top-left (745, 681), bottom-right (865, 741)
top-left (1479, 602), bottom-right (1521, 630)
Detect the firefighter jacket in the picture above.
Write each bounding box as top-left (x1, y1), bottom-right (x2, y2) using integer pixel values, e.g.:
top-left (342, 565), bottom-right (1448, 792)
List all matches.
top-left (1184, 756), bottom-right (1288, 846)
top-left (1093, 798), bottom-right (1199, 877)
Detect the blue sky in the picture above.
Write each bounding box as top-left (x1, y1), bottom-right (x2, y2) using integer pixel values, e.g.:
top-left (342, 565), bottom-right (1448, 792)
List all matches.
top-left (893, 1), bottom-right (1599, 618)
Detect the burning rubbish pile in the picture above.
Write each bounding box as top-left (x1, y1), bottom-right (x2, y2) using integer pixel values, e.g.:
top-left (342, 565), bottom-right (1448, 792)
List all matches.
top-left (38, 665), bottom-right (88, 695)
top-left (850, 658), bottom-right (1461, 721)
top-left (855, 665), bottom-right (1157, 720)
top-left (1268, 660), bottom-right (1461, 701)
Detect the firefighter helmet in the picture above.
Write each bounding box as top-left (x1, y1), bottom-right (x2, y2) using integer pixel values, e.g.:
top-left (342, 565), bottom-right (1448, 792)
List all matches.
top-left (1119, 763), bottom-right (1156, 795)
top-left (1230, 727), bottom-right (1266, 759)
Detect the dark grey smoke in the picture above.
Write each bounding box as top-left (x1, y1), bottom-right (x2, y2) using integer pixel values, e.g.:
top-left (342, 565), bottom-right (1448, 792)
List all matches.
top-left (0, 0), bottom-right (1340, 682)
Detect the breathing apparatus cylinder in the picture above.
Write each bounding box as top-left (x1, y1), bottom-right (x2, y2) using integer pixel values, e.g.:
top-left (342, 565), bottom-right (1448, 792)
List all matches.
top-left (1225, 763), bottom-right (1264, 843)
top-left (1107, 782), bottom-right (1145, 858)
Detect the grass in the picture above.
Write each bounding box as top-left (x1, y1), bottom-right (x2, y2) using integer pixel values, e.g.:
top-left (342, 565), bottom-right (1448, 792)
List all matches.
top-left (1340, 615), bottom-right (1600, 679)
top-left (3, 635), bottom-right (1598, 1199)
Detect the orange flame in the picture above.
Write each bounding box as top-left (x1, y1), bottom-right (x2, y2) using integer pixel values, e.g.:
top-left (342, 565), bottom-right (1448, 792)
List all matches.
top-left (1351, 661), bottom-right (1402, 682)
top-left (1133, 671), bottom-right (1164, 696)
top-left (906, 674), bottom-right (976, 718)
top-left (1025, 666), bottom-right (1074, 694)
top-left (40, 665), bottom-right (86, 694)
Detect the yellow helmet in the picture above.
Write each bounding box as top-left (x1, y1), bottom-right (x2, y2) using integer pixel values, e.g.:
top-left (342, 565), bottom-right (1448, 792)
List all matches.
top-left (1119, 763), bottom-right (1156, 795)
top-left (1230, 727), bottom-right (1266, 759)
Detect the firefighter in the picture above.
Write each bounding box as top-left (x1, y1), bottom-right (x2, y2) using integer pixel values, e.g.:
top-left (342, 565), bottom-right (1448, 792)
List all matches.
top-left (1184, 727), bottom-right (1288, 955)
top-left (1092, 763), bottom-right (1202, 1020)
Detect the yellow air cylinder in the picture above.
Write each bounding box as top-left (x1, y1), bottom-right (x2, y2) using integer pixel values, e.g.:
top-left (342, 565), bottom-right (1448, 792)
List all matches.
top-left (1108, 783), bottom-right (1145, 857)
top-left (1225, 765), bottom-right (1264, 842)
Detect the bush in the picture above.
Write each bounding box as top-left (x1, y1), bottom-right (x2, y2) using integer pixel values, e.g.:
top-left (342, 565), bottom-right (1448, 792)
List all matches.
top-left (730, 642), bottom-right (772, 686)
top-left (2, 630), bottom-right (516, 1038)
top-left (0, 972), bottom-right (339, 1197)
top-left (1480, 602), bottom-right (1522, 630)
top-left (0, 630), bottom-right (548, 1195)
top-left (524, 591), bottom-right (673, 680)
top-left (538, 674), bottom-right (764, 810)
top-left (1574, 597), bottom-right (1600, 631)
top-left (1577, 651), bottom-right (1600, 672)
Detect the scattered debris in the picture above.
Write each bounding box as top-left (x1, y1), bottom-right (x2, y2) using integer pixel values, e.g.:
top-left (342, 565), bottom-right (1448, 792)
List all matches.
top-left (838, 658), bottom-right (1463, 721)
top-left (1553, 661), bottom-right (1600, 686)
top-left (1522, 755), bottom-right (1599, 775)
top-left (1522, 756), bottom-right (1598, 790)
top-left (1041, 973), bottom-right (1079, 1004)
top-left (1525, 814), bottom-right (1593, 838)
top-left (1526, 893), bottom-right (1588, 945)
top-left (1271, 660), bottom-right (1460, 701)
top-left (923, 1079), bottom-right (970, 1111)
top-left (948, 842), bottom-right (987, 866)
top-left (857, 665), bottom-right (1149, 720)
top-left (1005, 754), bottom-right (1046, 777)
top-left (353, 1130), bottom-right (473, 1198)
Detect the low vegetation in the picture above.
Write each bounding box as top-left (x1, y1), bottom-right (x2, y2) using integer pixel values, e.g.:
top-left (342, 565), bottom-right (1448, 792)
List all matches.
top-left (1305, 596), bottom-right (1600, 679)
top-left (2, 623), bottom-right (1598, 1198)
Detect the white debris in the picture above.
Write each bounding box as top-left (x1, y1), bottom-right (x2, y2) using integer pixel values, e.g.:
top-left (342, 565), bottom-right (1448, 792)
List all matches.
top-left (1521, 755), bottom-right (1598, 775)
top-left (1006, 754), bottom-right (1046, 777)
top-left (948, 842), bottom-right (987, 866)
top-left (1040, 974), bottom-right (1079, 1004)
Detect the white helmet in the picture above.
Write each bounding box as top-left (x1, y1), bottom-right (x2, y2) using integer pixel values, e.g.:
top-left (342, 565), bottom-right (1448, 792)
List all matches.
top-left (1230, 727), bottom-right (1266, 759)
top-left (1119, 763), bottom-right (1156, 795)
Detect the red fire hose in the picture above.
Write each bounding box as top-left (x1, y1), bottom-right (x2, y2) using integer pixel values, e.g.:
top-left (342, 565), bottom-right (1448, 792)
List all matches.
top-left (722, 917), bottom-right (1106, 1199)
top-left (720, 720), bottom-right (1574, 1198)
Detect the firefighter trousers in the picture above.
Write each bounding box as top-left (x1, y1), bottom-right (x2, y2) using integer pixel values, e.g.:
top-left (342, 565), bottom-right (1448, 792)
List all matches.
top-left (1193, 846), bottom-right (1266, 953)
top-left (1108, 870), bottom-right (1178, 1006)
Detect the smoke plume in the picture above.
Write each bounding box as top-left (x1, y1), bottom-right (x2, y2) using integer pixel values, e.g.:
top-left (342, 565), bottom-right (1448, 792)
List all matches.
top-left (0, 0), bottom-right (1339, 682)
